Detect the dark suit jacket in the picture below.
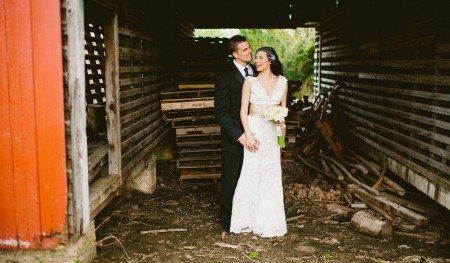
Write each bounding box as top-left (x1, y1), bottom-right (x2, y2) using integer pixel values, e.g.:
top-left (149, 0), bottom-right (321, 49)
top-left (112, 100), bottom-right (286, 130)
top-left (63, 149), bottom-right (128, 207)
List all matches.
top-left (214, 61), bottom-right (255, 152)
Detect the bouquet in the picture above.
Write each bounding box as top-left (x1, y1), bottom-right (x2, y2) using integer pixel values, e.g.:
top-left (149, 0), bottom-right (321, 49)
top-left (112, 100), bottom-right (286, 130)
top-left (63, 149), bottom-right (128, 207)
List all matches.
top-left (261, 106), bottom-right (289, 148)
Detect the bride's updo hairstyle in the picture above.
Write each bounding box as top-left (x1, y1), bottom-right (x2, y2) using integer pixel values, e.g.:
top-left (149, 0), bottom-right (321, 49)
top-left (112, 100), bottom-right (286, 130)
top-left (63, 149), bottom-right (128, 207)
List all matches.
top-left (255, 47), bottom-right (283, 76)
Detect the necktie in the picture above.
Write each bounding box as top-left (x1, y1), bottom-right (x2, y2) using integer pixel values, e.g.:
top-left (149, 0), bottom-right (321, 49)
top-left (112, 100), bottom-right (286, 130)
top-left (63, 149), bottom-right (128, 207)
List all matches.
top-left (244, 67), bottom-right (250, 77)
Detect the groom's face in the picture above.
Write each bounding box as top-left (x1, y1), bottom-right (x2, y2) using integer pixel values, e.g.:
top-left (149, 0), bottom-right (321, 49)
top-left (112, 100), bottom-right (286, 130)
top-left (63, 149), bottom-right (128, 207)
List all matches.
top-left (233, 41), bottom-right (252, 64)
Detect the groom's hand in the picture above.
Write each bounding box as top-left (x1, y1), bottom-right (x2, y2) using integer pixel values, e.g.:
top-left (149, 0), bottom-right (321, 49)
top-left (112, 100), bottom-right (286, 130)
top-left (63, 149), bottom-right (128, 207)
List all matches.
top-left (238, 134), bottom-right (246, 146)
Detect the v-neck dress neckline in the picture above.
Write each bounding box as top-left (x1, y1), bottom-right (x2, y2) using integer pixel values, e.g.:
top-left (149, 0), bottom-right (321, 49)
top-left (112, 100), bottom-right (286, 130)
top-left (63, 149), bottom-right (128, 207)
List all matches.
top-left (254, 76), bottom-right (281, 99)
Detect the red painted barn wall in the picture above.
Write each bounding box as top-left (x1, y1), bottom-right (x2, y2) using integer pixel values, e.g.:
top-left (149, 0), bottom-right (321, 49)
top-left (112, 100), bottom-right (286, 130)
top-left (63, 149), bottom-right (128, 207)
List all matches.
top-left (0, 0), bottom-right (67, 249)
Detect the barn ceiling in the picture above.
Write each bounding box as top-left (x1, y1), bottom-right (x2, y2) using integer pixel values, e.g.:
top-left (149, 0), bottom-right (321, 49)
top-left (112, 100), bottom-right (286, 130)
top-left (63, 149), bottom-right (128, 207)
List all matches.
top-left (169, 0), bottom-right (338, 28)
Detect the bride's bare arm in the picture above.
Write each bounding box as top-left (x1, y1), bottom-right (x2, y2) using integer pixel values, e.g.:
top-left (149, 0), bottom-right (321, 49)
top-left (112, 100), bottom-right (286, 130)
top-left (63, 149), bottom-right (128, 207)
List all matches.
top-left (281, 81), bottom-right (288, 108)
top-left (240, 80), bottom-right (257, 151)
top-left (277, 81), bottom-right (288, 128)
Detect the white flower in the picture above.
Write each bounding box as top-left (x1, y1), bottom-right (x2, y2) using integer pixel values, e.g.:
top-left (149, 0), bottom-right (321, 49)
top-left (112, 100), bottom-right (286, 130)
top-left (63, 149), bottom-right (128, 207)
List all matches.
top-left (262, 106), bottom-right (289, 123)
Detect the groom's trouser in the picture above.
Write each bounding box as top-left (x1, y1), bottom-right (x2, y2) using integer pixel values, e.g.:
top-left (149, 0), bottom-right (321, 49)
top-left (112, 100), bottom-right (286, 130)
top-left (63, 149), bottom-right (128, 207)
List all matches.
top-left (220, 149), bottom-right (244, 230)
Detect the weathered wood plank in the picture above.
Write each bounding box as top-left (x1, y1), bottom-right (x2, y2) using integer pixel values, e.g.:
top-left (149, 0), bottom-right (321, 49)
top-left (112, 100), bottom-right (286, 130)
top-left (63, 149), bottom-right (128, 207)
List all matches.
top-left (119, 75), bottom-right (158, 86)
top-left (65, 0), bottom-right (90, 236)
top-left (175, 125), bottom-right (221, 135)
top-left (122, 111), bottom-right (160, 137)
top-left (122, 122), bottom-right (170, 161)
top-left (119, 46), bottom-right (156, 57)
top-left (350, 129), bottom-right (450, 188)
top-left (118, 27), bottom-right (157, 44)
top-left (121, 93), bottom-right (159, 111)
top-left (349, 184), bottom-right (428, 227)
top-left (161, 99), bottom-right (214, 111)
top-left (120, 102), bottom-right (159, 125)
top-left (119, 65), bottom-right (158, 73)
top-left (104, 11), bottom-right (122, 182)
top-left (338, 95), bottom-right (450, 131)
top-left (351, 125), bottom-right (450, 175)
top-left (344, 82), bottom-right (450, 102)
top-left (340, 87), bottom-right (450, 116)
top-left (320, 59), bottom-right (450, 69)
top-left (122, 123), bottom-right (171, 175)
top-left (89, 173), bottom-right (121, 219)
top-left (345, 111), bottom-right (450, 160)
top-left (120, 81), bottom-right (171, 98)
top-left (121, 118), bottom-right (164, 149)
top-left (341, 103), bottom-right (450, 146)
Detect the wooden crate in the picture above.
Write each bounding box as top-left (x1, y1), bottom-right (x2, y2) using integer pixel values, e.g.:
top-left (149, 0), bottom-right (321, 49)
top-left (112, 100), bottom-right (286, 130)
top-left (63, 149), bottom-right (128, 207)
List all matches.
top-left (172, 115), bottom-right (218, 128)
top-left (179, 166), bottom-right (221, 184)
top-left (161, 89), bottom-right (214, 112)
top-left (177, 157), bottom-right (221, 169)
top-left (177, 148), bottom-right (221, 159)
top-left (176, 132), bottom-right (220, 145)
top-left (175, 125), bottom-right (220, 136)
top-left (163, 108), bottom-right (214, 121)
top-left (178, 83), bottom-right (214, 89)
top-left (161, 88), bottom-right (214, 100)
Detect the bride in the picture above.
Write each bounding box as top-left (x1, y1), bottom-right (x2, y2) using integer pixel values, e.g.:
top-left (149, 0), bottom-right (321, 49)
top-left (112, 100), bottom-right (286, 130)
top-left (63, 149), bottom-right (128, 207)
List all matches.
top-left (230, 47), bottom-right (288, 237)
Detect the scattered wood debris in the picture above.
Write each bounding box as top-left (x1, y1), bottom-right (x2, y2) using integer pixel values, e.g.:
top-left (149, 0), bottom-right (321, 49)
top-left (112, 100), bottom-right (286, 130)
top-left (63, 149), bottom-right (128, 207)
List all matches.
top-left (290, 81), bottom-right (445, 241)
top-left (141, 228), bottom-right (187, 234)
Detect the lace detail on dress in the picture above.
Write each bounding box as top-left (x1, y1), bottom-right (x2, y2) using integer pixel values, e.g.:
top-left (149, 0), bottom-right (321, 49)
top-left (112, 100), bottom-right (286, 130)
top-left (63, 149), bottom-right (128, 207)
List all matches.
top-left (229, 75), bottom-right (288, 238)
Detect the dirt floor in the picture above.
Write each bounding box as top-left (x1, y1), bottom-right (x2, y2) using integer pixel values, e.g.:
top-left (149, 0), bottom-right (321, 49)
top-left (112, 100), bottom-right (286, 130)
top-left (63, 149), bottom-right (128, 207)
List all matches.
top-left (93, 158), bottom-right (450, 263)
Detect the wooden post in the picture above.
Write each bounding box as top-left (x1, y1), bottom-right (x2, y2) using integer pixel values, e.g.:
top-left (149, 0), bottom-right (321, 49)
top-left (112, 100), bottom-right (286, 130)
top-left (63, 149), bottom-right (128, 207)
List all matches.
top-left (66, 0), bottom-right (90, 236)
top-left (104, 11), bottom-right (122, 181)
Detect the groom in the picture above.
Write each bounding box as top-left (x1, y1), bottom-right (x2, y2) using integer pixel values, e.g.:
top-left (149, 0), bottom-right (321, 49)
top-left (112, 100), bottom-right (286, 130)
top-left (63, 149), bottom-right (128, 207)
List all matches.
top-left (214, 35), bottom-right (257, 232)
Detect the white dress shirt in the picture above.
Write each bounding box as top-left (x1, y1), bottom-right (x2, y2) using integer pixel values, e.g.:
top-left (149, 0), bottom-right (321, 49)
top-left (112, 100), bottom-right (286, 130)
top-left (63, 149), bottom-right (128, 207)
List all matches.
top-left (233, 59), bottom-right (254, 78)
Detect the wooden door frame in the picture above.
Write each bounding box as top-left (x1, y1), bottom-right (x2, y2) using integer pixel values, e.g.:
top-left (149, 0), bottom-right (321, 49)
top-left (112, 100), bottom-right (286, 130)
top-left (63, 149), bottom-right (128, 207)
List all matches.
top-left (65, 0), bottom-right (121, 239)
top-left (86, 0), bottom-right (122, 220)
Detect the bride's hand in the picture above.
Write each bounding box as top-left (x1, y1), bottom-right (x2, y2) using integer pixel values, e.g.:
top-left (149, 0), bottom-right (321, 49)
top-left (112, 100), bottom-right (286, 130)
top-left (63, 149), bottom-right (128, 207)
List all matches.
top-left (245, 133), bottom-right (259, 152)
top-left (276, 120), bottom-right (286, 128)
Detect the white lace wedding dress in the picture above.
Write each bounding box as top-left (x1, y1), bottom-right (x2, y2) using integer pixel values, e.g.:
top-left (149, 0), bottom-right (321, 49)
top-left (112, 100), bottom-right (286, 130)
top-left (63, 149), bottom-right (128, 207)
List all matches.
top-left (230, 75), bottom-right (288, 237)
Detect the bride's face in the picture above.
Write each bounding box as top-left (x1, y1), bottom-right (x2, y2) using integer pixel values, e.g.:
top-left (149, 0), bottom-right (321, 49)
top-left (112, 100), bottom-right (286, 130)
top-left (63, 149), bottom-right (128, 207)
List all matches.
top-left (254, 51), bottom-right (271, 72)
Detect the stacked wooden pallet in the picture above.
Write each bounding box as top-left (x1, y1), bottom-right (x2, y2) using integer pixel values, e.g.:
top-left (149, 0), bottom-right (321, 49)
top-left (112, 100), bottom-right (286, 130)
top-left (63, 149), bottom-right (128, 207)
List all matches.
top-left (178, 37), bottom-right (229, 89)
top-left (161, 89), bottom-right (221, 183)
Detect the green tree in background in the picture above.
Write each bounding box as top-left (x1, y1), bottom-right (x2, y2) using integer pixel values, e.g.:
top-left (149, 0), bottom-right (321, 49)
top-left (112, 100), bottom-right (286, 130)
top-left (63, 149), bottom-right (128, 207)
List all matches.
top-left (195, 28), bottom-right (315, 100)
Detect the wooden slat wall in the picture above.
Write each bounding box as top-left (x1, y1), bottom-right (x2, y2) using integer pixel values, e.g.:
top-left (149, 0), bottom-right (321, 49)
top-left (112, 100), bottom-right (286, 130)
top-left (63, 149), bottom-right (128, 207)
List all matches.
top-left (61, 0), bottom-right (195, 239)
top-left (118, 3), bottom-right (194, 179)
top-left (314, 2), bottom-right (450, 209)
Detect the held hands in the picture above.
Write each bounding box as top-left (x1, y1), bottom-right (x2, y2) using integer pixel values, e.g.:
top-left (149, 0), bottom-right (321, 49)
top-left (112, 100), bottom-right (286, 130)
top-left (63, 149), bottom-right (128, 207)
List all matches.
top-left (238, 132), bottom-right (260, 152)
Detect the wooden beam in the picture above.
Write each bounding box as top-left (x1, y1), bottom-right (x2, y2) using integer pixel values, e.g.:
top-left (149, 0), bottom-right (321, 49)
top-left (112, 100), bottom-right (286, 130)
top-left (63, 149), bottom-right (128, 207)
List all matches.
top-left (104, 11), bottom-right (122, 182)
top-left (65, 0), bottom-right (90, 236)
top-left (89, 173), bottom-right (121, 219)
top-left (348, 184), bottom-right (428, 227)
